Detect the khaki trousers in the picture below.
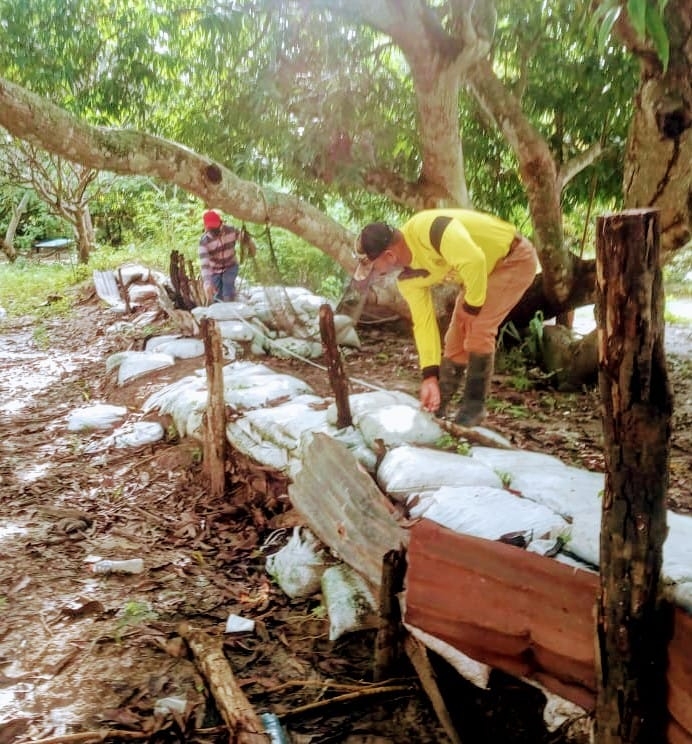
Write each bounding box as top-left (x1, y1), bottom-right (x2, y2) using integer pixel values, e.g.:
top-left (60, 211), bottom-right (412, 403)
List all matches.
top-left (443, 236), bottom-right (538, 363)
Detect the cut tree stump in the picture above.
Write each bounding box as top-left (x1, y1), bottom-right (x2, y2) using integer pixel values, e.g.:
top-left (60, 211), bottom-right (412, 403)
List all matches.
top-left (594, 208), bottom-right (672, 743)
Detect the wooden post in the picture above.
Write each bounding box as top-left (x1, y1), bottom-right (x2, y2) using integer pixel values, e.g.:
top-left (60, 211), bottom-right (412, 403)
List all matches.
top-left (594, 209), bottom-right (673, 743)
top-left (201, 318), bottom-right (227, 499)
top-left (318, 303), bottom-right (352, 428)
top-left (374, 549), bottom-right (407, 682)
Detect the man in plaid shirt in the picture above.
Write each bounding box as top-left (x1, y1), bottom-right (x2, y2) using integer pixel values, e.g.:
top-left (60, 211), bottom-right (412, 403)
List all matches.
top-left (198, 209), bottom-right (240, 302)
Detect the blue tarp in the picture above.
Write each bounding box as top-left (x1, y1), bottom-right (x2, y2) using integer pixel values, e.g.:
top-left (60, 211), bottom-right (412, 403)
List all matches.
top-left (34, 238), bottom-right (73, 249)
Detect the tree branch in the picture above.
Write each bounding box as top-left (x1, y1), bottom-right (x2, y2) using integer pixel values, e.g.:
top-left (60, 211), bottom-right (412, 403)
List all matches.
top-left (558, 141), bottom-right (606, 193)
top-left (0, 75), bottom-right (357, 271)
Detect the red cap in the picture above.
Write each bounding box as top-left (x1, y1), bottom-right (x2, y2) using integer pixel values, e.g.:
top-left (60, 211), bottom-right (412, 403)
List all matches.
top-left (203, 210), bottom-right (222, 230)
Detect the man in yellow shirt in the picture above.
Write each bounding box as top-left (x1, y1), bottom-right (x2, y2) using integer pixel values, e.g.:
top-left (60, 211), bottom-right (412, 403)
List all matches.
top-left (353, 209), bottom-right (537, 426)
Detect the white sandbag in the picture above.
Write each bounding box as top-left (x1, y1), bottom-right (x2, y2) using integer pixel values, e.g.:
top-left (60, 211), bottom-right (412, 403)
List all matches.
top-left (664, 511), bottom-right (692, 584)
top-left (227, 417), bottom-right (290, 470)
top-left (84, 421), bottom-right (164, 452)
top-left (321, 564), bottom-right (377, 641)
top-left (265, 527), bottom-right (330, 599)
top-left (191, 301), bottom-right (256, 322)
top-left (146, 337), bottom-right (205, 359)
top-left (106, 350), bottom-right (175, 385)
top-left (117, 263), bottom-right (155, 284)
top-left (333, 314), bottom-right (361, 349)
top-left (227, 395), bottom-right (333, 456)
top-left (356, 404), bottom-right (444, 449)
top-left (142, 373), bottom-right (207, 438)
top-left (67, 403), bottom-right (127, 431)
top-left (266, 337), bottom-right (323, 360)
top-left (336, 390), bottom-right (421, 423)
top-left (377, 445), bottom-right (502, 501)
top-left (668, 582), bottom-right (692, 613)
top-left (128, 284), bottom-right (158, 302)
top-left (562, 507), bottom-right (600, 567)
top-left (216, 319), bottom-right (256, 342)
top-left (471, 446), bottom-right (604, 519)
top-left (222, 363), bottom-right (315, 410)
top-left (408, 486), bottom-right (569, 541)
top-left (294, 427), bottom-right (379, 478)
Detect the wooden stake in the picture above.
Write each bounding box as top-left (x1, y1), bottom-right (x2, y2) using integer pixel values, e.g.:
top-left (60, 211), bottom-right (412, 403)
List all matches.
top-left (318, 303), bottom-right (352, 428)
top-left (404, 635), bottom-right (464, 744)
top-left (201, 318), bottom-right (227, 498)
top-left (178, 623), bottom-right (268, 743)
top-left (374, 549), bottom-right (407, 682)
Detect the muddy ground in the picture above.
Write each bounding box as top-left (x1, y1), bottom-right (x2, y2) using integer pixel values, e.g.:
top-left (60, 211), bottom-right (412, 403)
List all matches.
top-left (1, 283), bottom-right (691, 744)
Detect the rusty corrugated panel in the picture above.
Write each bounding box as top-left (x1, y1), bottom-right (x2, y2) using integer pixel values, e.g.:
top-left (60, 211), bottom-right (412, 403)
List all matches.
top-left (669, 720), bottom-right (692, 744)
top-left (405, 519), bottom-right (692, 740)
top-left (288, 432), bottom-right (407, 590)
top-left (669, 608), bottom-right (692, 740)
top-left (404, 519), bottom-right (598, 708)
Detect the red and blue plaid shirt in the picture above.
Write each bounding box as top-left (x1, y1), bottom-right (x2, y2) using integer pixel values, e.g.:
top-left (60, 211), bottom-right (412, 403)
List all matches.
top-left (199, 224), bottom-right (239, 284)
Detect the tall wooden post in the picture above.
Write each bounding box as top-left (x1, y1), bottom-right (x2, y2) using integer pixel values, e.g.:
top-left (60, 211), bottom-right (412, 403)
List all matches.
top-left (594, 209), bottom-right (673, 743)
top-left (319, 303), bottom-right (352, 428)
top-left (201, 318), bottom-right (227, 498)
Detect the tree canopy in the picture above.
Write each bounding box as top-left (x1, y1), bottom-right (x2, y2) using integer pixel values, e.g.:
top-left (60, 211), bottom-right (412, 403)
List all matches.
top-left (0, 0), bottom-right (689, 315)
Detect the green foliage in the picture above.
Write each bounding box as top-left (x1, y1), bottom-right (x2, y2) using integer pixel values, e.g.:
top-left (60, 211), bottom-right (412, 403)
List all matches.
top-left (435, 433), bottom-right (472, 456)
top-left (497, 311), bottom-right (545, 365)
top-left (115, 600), bottom-right (157, 642)
top-left (0, 186), bottom-right (72, 253)
top-left (590, 0), bottom-right (670, 71)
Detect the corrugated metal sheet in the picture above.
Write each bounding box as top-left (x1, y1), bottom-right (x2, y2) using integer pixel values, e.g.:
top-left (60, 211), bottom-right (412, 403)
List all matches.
top-left (405, 518), bottom-right (692, 741)
top-left (288, 432), bottom-right (407, 590)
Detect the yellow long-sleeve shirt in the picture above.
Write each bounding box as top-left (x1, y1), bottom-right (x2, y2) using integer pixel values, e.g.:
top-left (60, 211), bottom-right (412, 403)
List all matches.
top-left (396, 209), bottom-right (518, 372)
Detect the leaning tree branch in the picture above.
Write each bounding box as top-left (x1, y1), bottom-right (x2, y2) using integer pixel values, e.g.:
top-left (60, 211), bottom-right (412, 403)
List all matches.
top-left (0, 75), bottom-right (356, 272)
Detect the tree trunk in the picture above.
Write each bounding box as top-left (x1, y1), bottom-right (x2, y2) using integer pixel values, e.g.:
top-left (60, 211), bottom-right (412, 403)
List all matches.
top-left (620, 0), bottom-right (692, 261)
top-left (74, 205), bottom-right (95, 264)
top-left (594, 209), bottom-right (673, 743)
top-left (2, 190), bottom-right (30, 262)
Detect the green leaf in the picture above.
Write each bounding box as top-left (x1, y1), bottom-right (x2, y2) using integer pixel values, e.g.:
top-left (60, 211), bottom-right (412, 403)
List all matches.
top-left (627, 0), bottom-right (647, 40)
top-left (597, 5), bottom-right (622, 51)
top-left (646, 4), bottom-right (670, 72)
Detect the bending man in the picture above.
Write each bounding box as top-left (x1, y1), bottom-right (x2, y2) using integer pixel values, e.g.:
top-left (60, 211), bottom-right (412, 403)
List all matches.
top-left (353, 209), bottom-right (537, 426)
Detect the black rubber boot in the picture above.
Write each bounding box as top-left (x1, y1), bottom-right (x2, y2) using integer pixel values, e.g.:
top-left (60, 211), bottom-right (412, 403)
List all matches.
top-left (435, 358), bottom-right (465, 418)
top-left (455, 353), bottom-right (494, 426)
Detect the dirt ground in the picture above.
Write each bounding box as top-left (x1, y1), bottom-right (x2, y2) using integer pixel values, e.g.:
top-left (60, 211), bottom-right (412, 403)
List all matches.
top-left (1, 283), bottom-right (691, 744)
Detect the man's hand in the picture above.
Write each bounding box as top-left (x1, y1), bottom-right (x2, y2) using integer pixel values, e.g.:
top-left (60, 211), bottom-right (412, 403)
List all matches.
top-left (205, 283), bottom-right (215, 301)
top-left (420, 377), bottom-right (440, 413)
